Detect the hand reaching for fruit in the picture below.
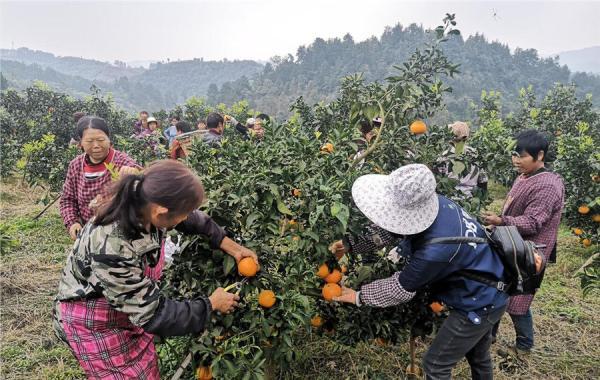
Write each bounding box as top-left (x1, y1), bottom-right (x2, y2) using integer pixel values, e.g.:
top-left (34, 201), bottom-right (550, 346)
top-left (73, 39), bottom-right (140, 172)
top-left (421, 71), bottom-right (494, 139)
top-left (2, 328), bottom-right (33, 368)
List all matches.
top-left (329, 240), bottom-right (347, 260)
top-left (209, 287), bottom-right (240, 314)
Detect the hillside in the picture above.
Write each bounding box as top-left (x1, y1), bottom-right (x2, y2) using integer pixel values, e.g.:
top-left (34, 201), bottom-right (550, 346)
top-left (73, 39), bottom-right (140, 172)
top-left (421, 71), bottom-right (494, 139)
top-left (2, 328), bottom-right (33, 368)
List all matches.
top-left (558, 46), bottom-right (600, 75)
top-left (208, 24), bottom-right (600, 119)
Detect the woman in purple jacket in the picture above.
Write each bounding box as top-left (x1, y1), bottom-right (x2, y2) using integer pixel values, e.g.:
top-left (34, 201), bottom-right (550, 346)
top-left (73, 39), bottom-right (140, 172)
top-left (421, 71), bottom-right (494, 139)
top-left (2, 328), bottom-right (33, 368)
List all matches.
top-left (482, 129), bottom-right (564, 358)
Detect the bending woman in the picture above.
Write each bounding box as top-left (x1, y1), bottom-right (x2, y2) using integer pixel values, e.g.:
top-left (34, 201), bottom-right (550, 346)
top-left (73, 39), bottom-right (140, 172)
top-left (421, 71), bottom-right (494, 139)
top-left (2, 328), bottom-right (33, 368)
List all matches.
top-left (53, 160), bottom-right (258, 379)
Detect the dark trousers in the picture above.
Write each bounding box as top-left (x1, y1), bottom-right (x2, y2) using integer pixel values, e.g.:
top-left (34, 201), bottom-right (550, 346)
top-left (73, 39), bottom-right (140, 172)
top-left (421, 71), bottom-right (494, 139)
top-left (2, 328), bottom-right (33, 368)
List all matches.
top-left (491, 309), bottom-right (534, 350)
top-left (423, 305), bottom-right (507, 380)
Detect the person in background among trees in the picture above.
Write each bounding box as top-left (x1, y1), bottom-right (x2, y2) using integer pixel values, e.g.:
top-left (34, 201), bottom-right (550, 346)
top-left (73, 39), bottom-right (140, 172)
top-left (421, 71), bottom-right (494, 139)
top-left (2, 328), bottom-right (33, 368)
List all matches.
top-left (436, 121), bottom-right (488, 199)
top-left (147, 117), bottom-right (159, 133)
top-left (54, 160), bottom-right (259, 379)
top-left (481, 129), bottom-right (564, 359)
top-left (68, 111), bottom-right (86, 147)
top-left (224, 115), bottom-right (250, 140)
top-left (164, 116), bottom-right (179, 147)
top-left (60, 116), bottom-right (140, 240)
top-left (203, 112), bottom-right (225, 146)
top-left (197, 120), bottom-right (207, 130)
top-left (170, 121), bottom-right (192, 160)
top-left (134, 110), bottom-right (149, 134)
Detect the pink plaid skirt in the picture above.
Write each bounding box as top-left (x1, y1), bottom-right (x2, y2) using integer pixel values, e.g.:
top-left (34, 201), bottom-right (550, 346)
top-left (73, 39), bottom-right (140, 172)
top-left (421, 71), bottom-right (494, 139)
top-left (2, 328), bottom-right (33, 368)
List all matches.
top-left (60, 244), bottom-right (165, 379)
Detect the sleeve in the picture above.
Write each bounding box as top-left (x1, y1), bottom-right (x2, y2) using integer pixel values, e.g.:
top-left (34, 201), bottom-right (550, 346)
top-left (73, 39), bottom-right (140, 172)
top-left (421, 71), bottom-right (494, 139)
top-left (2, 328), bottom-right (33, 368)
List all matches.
top-left (90, 234), bottom-right (211, 336)
top-left (343, 224), bottom-right (397, 255)
top-left (175, 210), bottom-right (226, 249)
top-left (169, 141), bottom-right (179, 160)
top-left (501, 184), bottom-right (562, 236)
top-left (120, 153), bottom-right (141, 169)
top-left (359, 272), bottom-right (416, 307)
top-left (59, 159), bottom-right (81, 229)
top-left (397, 255), bottom-right (449, 292)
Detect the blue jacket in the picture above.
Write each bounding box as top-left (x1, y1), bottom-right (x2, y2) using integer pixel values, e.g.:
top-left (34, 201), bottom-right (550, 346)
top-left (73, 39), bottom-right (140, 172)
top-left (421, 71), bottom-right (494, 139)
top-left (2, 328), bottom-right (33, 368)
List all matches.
top-left (398, 195), bottom-right (508, 315)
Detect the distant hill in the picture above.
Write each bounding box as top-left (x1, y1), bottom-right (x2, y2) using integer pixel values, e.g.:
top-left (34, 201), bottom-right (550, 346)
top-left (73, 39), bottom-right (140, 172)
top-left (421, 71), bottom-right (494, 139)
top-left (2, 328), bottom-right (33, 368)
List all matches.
top-left (2, 30), bottom-right (599, 119)
top-left (557, 46), bottom-right (600, 74)
top-left (208, 25), bottom-right (600, 119)
top-left (0, 47), bottom-right (264, 111)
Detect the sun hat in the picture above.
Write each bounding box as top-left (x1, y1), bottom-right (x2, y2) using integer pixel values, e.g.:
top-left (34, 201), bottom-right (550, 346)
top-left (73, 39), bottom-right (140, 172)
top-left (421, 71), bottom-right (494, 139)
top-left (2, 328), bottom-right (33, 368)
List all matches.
top-left (246, 118), bottom-right (256, 126)
top-left (147, 117), bottom-right (158, 124)
top-left (351, 164), bottom-right (439, 235)
top-left (449, 121), bottom-right (469, 140)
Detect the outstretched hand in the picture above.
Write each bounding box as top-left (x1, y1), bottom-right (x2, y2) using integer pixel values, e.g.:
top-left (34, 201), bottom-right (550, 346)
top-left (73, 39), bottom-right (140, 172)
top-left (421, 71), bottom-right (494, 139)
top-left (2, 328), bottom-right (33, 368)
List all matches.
top-left (333, 286), bottom-right (357, 304)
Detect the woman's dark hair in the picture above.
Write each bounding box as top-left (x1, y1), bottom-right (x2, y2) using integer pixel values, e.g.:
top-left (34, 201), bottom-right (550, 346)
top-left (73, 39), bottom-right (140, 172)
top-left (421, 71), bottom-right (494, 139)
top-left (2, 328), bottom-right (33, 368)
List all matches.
top-left (73, 112), bottom-right (86, 123)
top-left (256, 113), bottom-right (270, 123)
top-left (359, 119), bottom-right (374, 136)
top-left (76, 116), bottom-right (111, 139)
top-left (95, 160), bottom-right (205, 239)
top-left (206, 112), bottom-right (224, 129)
top-left (515, 129), bottom-right (549, 162)
top-left (175, 121), bottom-right (191, 133)
top-left (172, 116), bottom-right (181, 121)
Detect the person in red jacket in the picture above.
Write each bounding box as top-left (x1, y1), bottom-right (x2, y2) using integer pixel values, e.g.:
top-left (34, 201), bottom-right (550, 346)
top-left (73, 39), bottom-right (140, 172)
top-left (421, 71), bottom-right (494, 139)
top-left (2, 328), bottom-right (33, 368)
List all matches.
top-left (60, 116), bottom-right (139, 240)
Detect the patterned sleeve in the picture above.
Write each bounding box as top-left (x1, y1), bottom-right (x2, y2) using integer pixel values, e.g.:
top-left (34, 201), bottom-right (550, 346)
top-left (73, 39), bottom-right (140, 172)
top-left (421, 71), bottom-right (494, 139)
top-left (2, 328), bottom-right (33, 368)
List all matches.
top-left (90, 234), bottom-right (162, 327)
top-left (344, 224), bottom-right (398, 255)
top-left (502, 183), bottom-right (562, 236)
top-left (59, 159), bottom-right (80, 229)
top-left (359, 272), bottom-right (416, 307)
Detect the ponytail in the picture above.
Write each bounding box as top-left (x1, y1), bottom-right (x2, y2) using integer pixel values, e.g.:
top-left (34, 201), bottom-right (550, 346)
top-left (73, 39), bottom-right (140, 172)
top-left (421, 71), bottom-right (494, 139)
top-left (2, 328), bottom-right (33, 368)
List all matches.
top-left (94, 160), bottom-right (204, 239)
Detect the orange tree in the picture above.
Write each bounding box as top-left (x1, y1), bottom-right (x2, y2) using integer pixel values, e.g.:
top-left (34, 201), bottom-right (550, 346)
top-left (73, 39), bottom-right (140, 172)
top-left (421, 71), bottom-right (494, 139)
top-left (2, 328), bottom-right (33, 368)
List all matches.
top-left (158, 15), bottom-right (492, 379)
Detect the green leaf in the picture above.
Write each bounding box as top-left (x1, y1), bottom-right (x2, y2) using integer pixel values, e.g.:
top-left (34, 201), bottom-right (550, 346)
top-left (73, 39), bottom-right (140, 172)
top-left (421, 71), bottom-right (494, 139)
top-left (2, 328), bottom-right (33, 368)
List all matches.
top-left (454, 141), bottom-right (465, 155)
top-left (276, 199), bottom-right (293, 216)
top-left (245, 212), bottom-right (260, 229)
top-left (223, 254), bottom-right (235, 275)
top-left (451, 160), bottom-right (466, 176)
top-left (357, 266), bottom-right (374, 283)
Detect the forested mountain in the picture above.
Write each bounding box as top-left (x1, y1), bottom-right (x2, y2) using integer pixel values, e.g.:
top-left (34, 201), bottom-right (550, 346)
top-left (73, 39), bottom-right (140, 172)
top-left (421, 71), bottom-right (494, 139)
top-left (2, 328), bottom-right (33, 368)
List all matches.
top-left (0, 48), bottom-right (263, 111)
top-left (2, 24), bottom-right (600, 118)
top-left (208, 24), bottom-right (600, 119)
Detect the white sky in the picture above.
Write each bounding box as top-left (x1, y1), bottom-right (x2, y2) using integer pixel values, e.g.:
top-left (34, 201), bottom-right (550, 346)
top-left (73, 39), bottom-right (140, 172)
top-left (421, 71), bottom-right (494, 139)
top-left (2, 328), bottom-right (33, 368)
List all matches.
top-left (1, 0), bottom-right (599, 63)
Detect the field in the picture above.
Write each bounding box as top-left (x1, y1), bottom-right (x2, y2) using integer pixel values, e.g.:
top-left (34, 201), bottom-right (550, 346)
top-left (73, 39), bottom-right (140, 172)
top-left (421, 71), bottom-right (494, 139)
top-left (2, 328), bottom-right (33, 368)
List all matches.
top-left (1, 179), bottom-right (598, 380)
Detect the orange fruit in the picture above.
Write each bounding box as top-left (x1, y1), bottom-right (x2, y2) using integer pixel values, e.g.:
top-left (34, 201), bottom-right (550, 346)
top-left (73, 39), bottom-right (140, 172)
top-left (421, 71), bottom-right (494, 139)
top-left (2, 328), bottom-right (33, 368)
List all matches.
top-left (592, 175), bottom-right (600, 183)
top-left (573, 228), bottom-right (584, 236)
top-left (325, 269), bottom-right (342, 284)
top-left (292, 235), bottom-right (300, 241)
top-left (373, 337), bottom-right (387, 347)
top-left (322, 283), bottom-right (342, 301)
top-left (592, 214), bottom-right (600, 223)
top-left (316, 263), bottom-right (330, 279)
top-left (430, 302), bottom-right (444, 313)
top-left (341, 265), bottom-right (348, 274)
top-left (288, 219), bottom-right (298, 227)
top-left (292, 188), bottom-right (302, 197)
top-left (311, 315), bottom-right (324, 328)
top-left (238, 257), bottom-right (258, 277)
top-left (582, 238), bottom-right (592, 248)
top-left (578, 205), bottom-right (590, 215)
top-left (409, 120), bottom-right (427, 134)
top-left (258, 290), bottom-right (276, 308)
top-left (196, 366), bottom-right (212, 380)
top-left (320, 142), bottom-right (334, 153)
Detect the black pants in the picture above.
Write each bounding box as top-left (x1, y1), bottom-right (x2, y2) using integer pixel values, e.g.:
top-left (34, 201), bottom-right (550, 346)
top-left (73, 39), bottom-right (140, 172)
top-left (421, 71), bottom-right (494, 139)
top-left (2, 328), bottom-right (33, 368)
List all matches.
top-left (423, 304), bottom-right (507, 380)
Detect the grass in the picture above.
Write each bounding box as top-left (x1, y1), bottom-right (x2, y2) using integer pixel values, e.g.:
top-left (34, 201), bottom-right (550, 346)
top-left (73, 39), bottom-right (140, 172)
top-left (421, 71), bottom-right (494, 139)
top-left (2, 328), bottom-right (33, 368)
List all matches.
top-left (1, 179), bottom-right (598, 379)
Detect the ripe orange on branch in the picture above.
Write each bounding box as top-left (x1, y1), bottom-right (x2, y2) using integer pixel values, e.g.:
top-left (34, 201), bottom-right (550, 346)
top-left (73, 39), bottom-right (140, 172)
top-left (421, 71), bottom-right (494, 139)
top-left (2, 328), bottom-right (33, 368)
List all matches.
top-left (322, 283), bottom-right (342, 301)
top-left (325, 269), bottom-right (342, 284)
top-left (578, 205), bottom-right (590, 215)
top-left (292, 188), bottom-right (302, 197)
top-left (409, 120), bottom-right (427, 134)
top-left (320, 142), bottom-right (334, 153)
top-left (430, 302), bottom-right (444, 313)
top-left (311, 315), bottom-right (324, 328)
top-left (316, 263), bottom-right (330, 279)
top-left (258, 290), bottom-right (276, 308)
top-left (592, 214), bottom-right (600, 223)
top-left (196, 366), bottom-right (212, 380)
top-left (238, 257), bottom-right (258, 277)
top-left (573, 228), bottom-right (583, 236)
top-left (582, 238), bottom-right (592, 248)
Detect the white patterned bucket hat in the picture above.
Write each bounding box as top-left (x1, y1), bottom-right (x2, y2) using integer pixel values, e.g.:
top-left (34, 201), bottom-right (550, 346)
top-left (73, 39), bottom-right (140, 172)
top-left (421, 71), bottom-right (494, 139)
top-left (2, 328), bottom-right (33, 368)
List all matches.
top-left (351, 164), bottom-right (439, 235)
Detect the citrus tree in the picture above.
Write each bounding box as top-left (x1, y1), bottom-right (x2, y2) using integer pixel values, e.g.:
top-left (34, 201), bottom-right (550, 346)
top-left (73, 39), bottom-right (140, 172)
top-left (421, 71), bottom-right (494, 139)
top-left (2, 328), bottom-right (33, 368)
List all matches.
top-left (158, 15), bottom-right (493, 379)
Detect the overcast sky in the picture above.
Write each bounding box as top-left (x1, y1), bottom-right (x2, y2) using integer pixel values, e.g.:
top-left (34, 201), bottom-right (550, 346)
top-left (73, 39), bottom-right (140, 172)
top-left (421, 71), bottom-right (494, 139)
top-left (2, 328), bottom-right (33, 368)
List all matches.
top-left (1, 0), bottom-right (599, 64)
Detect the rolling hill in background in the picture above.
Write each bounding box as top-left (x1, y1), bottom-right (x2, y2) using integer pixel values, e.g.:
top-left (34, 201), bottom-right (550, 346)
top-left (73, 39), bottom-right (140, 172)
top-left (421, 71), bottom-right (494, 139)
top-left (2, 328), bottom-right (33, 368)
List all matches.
top-left (557, 46), bottom-right (600, 75)
top-left (1, 25), bottom-right (600, 119)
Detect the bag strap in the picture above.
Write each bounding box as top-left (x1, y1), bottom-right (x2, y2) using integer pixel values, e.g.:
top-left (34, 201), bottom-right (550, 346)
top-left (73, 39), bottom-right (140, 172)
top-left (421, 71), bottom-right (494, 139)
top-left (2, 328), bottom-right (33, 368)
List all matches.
top-left (423, 236), bottom-right (488, 245)
top-left (454, 270), bottom-right (508, 293)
